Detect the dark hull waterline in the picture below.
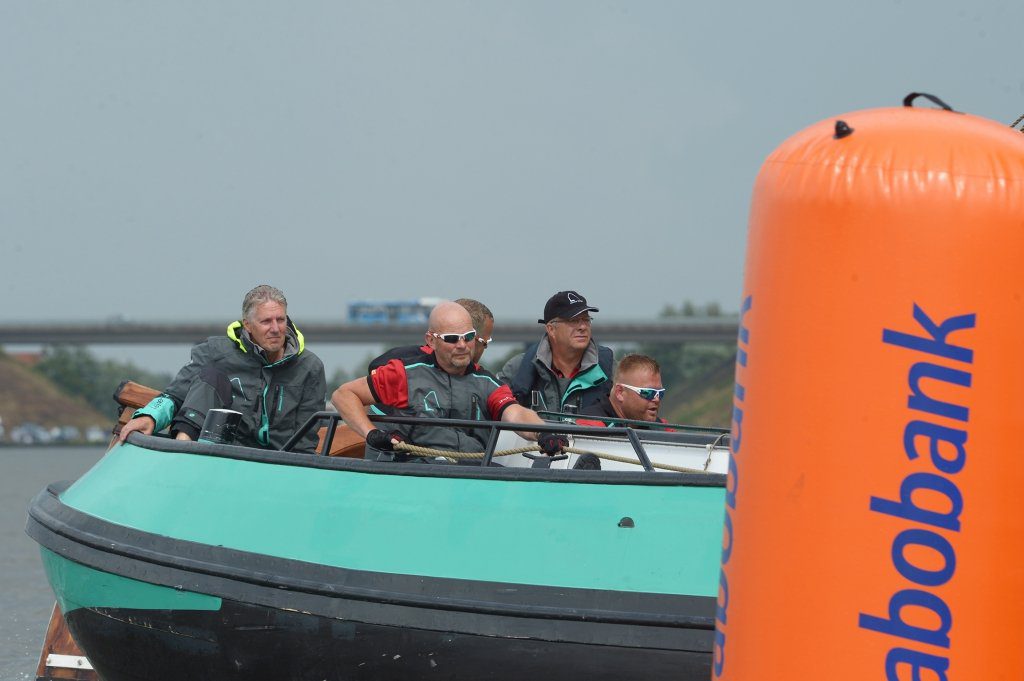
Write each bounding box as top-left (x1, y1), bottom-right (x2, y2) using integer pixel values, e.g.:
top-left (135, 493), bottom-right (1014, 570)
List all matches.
top-left (66, 600), bottom-right (710, 681)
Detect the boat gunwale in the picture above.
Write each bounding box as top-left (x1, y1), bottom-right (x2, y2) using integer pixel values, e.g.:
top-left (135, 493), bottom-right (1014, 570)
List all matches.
top-left (122, 432), bottom-right (727, 487)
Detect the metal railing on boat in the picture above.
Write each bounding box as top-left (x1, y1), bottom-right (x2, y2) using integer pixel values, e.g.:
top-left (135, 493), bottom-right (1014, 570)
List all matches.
top-left (284, 411), bottom-right (730, 472)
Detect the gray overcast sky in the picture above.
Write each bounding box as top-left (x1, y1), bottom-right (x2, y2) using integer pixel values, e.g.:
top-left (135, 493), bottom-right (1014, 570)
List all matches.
top-left (2, 1), bottom-right (1020, 333)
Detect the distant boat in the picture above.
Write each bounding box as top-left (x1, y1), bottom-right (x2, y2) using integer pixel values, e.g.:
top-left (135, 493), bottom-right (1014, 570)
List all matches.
top-left (27, 383), bottom-right (727, 681)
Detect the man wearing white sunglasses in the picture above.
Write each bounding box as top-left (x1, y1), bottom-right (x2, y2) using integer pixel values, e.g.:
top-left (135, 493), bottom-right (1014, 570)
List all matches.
top-left (580, 354), bottom-right (669, 426)
top-left (366, 298), bottom-right (495, 372)
top-left (333, 301), bottom-right (567, 459)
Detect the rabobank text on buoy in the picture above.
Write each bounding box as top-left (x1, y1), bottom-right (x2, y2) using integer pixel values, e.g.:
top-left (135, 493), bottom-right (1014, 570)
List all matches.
top-left (859, 303), bottom-right (975, 678)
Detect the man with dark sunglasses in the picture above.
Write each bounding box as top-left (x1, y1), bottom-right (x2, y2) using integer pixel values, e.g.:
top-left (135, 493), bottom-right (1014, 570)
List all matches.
top-left (333, 301), bottom-right (567, 460)
top-left (579, 354), bottom-right (670, 427)
top-left (499, 290), bottom-right (613, 414)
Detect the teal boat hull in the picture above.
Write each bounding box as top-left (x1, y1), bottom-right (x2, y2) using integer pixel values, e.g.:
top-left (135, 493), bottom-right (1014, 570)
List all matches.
top-left (27, 435), bottom-right (725, 680)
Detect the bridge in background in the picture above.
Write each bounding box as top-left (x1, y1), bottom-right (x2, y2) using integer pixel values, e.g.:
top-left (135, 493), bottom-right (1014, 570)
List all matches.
top-left (0, 319), bottom-right (739, 345)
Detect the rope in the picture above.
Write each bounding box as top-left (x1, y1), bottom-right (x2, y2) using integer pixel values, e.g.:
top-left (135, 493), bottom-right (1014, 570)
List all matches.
top-left (1011, 113), bottom-right (1024, 130)
top-left (394, 442), bottom-right (538, 459)
top-left (704, 432), bottom-right (729, 471)
top-left (565, 446), bottom-right (708, 474)
top-left (392, 442), bottom-right (714, 474)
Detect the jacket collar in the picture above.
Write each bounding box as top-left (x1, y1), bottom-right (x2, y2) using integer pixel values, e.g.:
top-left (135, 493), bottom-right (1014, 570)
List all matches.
top-left (226, 317), bottom-right (305, 364)
top-left (421, 347), bottom-right (478, 376)
top-left (534, 336), bottom-right (600, 373)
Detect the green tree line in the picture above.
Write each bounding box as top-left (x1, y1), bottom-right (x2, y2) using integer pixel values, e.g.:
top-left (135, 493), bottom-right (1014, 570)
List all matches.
top-left (638, 300), bottom-right (735, 413)
top-left (33, 346), bottom-right (173, 417)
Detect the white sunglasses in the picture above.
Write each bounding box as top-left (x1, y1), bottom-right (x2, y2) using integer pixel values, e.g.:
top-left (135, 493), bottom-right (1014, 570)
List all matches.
top-left (430, 330), bottom-right (477, 344)
top-left (618, 383), bottom-right (666, 401)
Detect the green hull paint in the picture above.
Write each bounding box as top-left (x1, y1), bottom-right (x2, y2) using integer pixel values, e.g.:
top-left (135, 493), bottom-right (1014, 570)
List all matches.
top-left (61, 442), bottom-right (724, 596)
top-left (40, 547), bottom-right (221, 614)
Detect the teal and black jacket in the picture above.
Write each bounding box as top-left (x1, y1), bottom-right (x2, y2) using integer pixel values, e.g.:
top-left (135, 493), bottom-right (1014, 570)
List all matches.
top-left (499, 337), bottom-right (612, 413)
top-left (368, 351), bottom-right (516, 453)
top-left (132, 318), bottom-right (326, 453)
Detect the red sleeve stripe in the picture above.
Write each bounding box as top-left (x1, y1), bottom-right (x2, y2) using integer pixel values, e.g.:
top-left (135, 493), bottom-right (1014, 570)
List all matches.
top-left (369, 360), bottom-right (410, 408)
top-left (487, 384), bottom-right (518, 420)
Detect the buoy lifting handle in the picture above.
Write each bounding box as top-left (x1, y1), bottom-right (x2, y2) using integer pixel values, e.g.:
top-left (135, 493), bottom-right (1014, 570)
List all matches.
top-left (902, 92), bottom-right (955, 111)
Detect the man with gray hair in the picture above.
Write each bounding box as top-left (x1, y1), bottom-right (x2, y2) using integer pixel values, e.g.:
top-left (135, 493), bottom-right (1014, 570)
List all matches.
top-left (499, 290), bottom-right (613, 413)
top-left (119, 284), bottom-right (326, 452)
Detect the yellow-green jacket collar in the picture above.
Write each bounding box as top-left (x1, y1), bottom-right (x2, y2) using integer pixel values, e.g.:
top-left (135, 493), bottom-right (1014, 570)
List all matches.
top-left (226, 317), bottom-right (306, 360)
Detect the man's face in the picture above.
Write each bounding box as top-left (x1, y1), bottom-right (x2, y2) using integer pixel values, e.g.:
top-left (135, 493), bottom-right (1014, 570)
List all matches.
top-left (545, 315), bottom-right (592, 354)
top-left (472, 317), bottom-right (494, 364)
top-left (243, 301), bottom-right (288, 359)
top-left (613, 369), bottom-right (664, 422)
top-left (427, 308), bottom-right (475, 375)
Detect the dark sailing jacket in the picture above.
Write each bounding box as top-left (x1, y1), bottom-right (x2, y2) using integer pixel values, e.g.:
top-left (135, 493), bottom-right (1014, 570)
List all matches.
top-left (369, 352), bottom-right (516, 452)
top-left (499, 337), bottom-right (613, 413)
top-left (133, 319), bottom-right (326, 453)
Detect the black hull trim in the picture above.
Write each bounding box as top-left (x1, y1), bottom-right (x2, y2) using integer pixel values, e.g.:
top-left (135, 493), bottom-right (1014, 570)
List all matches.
top-left (67, 598), bottom-right (712, 681)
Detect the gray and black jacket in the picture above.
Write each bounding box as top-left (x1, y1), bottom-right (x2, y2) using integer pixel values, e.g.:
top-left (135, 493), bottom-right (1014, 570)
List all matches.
top-left (369, 353), bottom-right (516, 453)
top-left (498, 337), bottom-right (613, 413)
top-left (133, 319), bottom-right (326, 453)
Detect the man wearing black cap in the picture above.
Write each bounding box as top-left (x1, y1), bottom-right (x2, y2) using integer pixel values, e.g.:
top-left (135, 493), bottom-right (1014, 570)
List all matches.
top-left (498, 290), bottom-right (614, 413)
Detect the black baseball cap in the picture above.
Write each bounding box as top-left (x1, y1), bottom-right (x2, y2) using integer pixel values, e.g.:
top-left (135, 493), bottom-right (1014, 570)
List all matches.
top-left (538, 291), bottom-right (599, 324)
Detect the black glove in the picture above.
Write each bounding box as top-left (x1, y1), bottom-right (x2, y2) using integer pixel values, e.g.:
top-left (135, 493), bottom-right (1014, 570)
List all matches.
top-left (537, 432), bottom-right (569, 455)
top-left (366, 429), bottom-right (405, 451)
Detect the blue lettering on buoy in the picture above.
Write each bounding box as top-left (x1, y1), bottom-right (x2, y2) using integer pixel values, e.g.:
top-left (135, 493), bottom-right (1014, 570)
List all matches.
top-left (714, 294), bottom-right (752, 678)
top-left (860, 304), bottom-right (975, 679)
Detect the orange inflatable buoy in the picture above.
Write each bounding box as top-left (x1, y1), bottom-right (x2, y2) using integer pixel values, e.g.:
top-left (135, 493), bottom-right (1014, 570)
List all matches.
top-left (715, 94), bottom-right (1024, 679)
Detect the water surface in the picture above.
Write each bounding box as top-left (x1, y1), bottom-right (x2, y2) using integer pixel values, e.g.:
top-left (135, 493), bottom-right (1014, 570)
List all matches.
top-left (0, 446), bottom-right (105, 680)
